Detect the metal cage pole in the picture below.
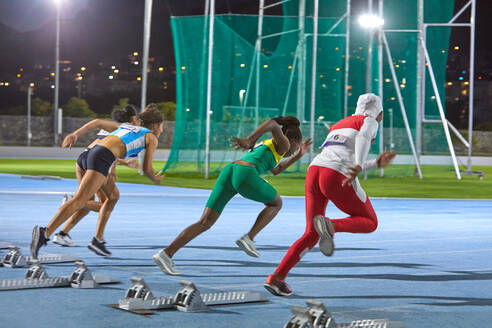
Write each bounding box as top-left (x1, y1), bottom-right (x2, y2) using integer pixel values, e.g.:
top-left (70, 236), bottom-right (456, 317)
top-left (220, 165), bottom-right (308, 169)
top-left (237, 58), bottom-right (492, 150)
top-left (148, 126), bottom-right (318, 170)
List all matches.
top-left (53, 2), bottom-right (61, 146)
top-left (137, 0), bottom-right (154, 176)
top-left (196, 0), bottom-right (211, 172)
top-left (343, 0), bottom-right (351, 117)
top-left (416, 0), bottom-right (424, 164)
top-left (466, 0), bottom-right (476, 172)
top-left (27, 87), bottom-right (32, 147)
top-left (297, 0), bottom-right (306, 123)
top-left (308, 0), bottom-right (319, 162)
top-left (140, 0), bottom-right (153, 112)
top-left (366, 0), bottom-right (373, 93)
top-left (378, 0), bottom-right (384, 177)
top-left (255, 0), bottom-right (265, 127)
top-left (204, 0), bottom-right (215, 179)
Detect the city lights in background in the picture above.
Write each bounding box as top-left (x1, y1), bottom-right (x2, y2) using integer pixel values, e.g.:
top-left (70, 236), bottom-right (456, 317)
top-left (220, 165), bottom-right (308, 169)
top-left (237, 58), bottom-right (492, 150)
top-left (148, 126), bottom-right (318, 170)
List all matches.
top-left (81, 67), bottom-right (86, 71)
top-left (133, 51), bottom-right (139, 56)
top-left (29, 83), bottom-right (35, 87)
top-left (114, 69), bottom-right (119, 74)
top-left (136, 76), bottom-right (142, 81)
top-left (158, 67), bottom-right (164, 71)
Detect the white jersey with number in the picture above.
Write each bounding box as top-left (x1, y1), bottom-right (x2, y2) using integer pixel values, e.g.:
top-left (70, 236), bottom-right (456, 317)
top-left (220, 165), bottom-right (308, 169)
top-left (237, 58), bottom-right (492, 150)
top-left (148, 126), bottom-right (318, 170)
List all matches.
top-left (310, 115), bottom-right (379, 177)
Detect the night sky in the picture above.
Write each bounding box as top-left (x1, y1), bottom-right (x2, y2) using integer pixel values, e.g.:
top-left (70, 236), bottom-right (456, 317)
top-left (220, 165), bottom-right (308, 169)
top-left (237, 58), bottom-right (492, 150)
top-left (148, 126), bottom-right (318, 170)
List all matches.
top-left (0, 0), bottom-right (490, 122)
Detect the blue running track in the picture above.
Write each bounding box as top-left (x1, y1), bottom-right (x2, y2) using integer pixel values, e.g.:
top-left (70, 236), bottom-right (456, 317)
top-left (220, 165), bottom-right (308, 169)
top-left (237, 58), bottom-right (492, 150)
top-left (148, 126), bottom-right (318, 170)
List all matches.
top-left (0, 173), bottom-right (491, 327)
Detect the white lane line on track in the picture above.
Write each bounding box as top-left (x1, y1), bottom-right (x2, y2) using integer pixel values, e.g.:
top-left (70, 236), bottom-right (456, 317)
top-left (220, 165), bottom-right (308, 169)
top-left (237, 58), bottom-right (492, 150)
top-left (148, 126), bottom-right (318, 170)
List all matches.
top-left (0, 191), bottom-right (210, 197)
top-left (1, 190), bottom-right (491, 201)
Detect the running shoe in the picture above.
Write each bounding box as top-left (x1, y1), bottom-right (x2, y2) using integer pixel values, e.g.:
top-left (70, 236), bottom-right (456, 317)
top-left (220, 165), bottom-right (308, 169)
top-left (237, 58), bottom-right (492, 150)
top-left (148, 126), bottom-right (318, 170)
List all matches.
top-left (313, 215), bottom-right (335, 256)
top-left (88, 237), bottom-right (111, 256)
top-left (53, 232), bottom-right (76, 247)
top-left (152, 249), bottom-right (180, 275)
top-left (61, 194), bottom-right (73, 205)
top-left (264, 274), bottom-right (292, 296)
top-left (30, 226), bottom-right (49, 259)
top-left (236, 234), bottom-right (260, 258)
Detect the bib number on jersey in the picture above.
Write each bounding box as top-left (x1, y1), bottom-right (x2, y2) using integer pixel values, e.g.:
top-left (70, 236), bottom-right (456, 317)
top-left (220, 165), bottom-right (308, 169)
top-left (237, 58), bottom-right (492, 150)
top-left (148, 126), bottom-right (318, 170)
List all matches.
top-left (120, 124), bottom-right (140, 133)
top-left (320, 134), bottom-right (347, 148)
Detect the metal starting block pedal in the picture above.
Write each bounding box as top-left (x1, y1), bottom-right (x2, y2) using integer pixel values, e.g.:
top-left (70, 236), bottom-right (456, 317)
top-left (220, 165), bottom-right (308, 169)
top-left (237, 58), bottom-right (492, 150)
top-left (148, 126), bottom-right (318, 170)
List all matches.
top-left (117, 277), bottom-right (268, 314)
top-left (284, 300), bottom-right (389, 328)
top-left (0, 260), bottom-right (118, 291)
top-left (2, 247), bottom-right (28, 268)
top-left (1, 246), bottom-right (75, 268)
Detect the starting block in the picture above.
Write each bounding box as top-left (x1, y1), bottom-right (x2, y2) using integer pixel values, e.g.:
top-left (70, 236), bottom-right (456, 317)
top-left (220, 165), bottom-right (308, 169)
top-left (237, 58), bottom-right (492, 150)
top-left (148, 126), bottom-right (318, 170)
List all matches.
top-left (1, 246), bottom-right (75, 268)
top-left (284, 300), bottom-right (389, 328)
top-left (0, 260), bottom-right (118, 291)
top-left (116, 277), bottom-right (268, 314)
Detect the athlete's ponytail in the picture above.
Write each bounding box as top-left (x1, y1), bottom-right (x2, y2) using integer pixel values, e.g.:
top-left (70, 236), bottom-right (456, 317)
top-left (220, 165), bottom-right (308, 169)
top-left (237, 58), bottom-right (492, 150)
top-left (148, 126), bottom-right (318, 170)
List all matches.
top-left (272, 116), bottom-right (302, 143)
top-left (137, 103), bottom-right (163, 129)
top-left (111, 105), bottom-right (137, 123)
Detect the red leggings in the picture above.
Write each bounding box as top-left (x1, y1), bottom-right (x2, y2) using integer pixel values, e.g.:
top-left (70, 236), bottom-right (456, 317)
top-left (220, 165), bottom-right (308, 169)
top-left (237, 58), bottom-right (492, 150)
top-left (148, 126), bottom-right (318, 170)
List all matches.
top-left (274, 166), bottom-right (378, 278)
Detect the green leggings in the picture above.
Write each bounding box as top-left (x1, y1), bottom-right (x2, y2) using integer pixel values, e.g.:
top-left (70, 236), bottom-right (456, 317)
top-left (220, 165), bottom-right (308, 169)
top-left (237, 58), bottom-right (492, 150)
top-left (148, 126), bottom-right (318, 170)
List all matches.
top-left (206, 163), bottom-right (278, 214)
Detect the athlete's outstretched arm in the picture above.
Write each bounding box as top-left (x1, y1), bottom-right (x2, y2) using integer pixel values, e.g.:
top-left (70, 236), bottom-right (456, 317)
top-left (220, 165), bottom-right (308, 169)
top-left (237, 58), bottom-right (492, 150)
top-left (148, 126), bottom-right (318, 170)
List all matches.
top-left (230, 119), bottom-right (290, 154)
top-left (62, 119), bottom-right (120, 148)
top-left (271, 138), bottom-right (312, 175)
top-left (142, 133), bottom-right (163, 185)
top-left (342, 117), bottom-right (396, 186)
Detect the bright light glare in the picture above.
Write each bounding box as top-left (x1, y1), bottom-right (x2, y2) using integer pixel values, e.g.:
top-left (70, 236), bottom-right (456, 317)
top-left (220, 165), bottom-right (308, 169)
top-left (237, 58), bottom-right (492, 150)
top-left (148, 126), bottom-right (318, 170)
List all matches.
top-left (53, 0), bottom-right (63, 6)
top-left (358, 14), bottom-right (384, 29)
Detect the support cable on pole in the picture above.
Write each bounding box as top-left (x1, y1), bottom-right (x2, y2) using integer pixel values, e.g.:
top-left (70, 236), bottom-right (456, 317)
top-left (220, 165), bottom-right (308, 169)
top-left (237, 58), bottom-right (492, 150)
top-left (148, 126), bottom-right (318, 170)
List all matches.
top-left (419, 37), bottom-right (461, 179)
top-left (382, 32), bottom-right (423, 179)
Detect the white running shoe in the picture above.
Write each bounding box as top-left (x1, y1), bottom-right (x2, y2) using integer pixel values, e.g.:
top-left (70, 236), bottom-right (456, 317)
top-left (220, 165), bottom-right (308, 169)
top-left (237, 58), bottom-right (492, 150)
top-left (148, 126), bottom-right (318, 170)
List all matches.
top-left (153, 249), bottom-right (180, 275)
top-left (313, 215), bottom-right (335, 256)
top-left (53, 232), bottom-right (77, 247)
top-left (236, 234), bottom-right (260, 258)
top-left (61, 194), bottom-right (73, 205)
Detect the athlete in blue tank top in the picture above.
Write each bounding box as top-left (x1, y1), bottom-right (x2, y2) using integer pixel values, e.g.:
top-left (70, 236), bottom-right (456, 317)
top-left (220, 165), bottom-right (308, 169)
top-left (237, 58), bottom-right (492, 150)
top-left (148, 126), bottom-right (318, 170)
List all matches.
top-left (52, 106), bottom-right (140, 254)
top-left (31, 105), bottom-right (165, 260)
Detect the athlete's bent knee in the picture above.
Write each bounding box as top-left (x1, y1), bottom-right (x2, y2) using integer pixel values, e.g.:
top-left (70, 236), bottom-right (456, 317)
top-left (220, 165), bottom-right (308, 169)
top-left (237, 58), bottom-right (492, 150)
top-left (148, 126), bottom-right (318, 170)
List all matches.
top-left (198, 218), bottom-right (215, 231)
top-left (267, 196), bottom-right (282, 210)
top-left (367, 216), bottom-right (378, 233)
top-left (108, 189), bottom-right (120, 204)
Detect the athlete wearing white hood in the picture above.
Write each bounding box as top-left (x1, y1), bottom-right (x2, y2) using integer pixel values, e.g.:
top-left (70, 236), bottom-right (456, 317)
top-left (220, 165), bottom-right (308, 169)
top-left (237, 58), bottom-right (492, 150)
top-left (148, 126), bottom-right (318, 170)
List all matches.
top-left (264, 93), bottom-right (396, 297)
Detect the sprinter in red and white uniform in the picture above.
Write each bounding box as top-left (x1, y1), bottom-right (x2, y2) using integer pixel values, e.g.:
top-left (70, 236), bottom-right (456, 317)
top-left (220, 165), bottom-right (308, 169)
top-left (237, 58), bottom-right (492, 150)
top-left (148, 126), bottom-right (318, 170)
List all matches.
top-left (264, 93), bottom-right (396, 296)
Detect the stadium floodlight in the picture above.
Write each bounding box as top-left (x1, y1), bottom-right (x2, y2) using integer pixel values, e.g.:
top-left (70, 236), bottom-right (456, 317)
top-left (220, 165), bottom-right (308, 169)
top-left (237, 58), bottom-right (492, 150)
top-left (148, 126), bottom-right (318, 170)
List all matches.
top-left (358, 14), bottom-right (384, 29)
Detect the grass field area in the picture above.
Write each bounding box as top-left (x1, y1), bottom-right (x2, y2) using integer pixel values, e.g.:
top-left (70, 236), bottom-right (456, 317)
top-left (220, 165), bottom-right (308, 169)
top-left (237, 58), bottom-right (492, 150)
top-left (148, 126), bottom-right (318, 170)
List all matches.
top-left (0, 159), bottom-right (491, 199)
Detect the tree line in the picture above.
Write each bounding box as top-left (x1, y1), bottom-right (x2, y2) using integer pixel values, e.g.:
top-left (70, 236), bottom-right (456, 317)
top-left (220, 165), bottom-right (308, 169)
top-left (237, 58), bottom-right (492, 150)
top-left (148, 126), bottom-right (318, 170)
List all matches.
top-left (2, 97), bottom-right (176, 121)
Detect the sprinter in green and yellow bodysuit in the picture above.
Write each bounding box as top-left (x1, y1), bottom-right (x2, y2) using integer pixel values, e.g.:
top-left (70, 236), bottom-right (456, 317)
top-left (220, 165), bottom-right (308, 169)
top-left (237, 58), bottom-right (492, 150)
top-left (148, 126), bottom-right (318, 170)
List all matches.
top-left (153, 116), bottom-right (313, 275)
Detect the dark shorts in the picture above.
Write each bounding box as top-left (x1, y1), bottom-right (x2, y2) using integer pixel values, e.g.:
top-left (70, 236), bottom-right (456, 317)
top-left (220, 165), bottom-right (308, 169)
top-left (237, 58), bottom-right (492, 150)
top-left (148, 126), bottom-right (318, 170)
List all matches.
top-left (76, 145), bottom-right (116, 177)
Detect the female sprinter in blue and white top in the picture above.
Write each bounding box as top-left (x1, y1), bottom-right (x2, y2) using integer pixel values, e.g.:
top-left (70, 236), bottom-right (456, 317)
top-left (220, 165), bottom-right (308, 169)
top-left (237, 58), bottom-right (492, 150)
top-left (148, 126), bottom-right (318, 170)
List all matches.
top-left (30, 106), bottom-right (165, 259)
top-left (52, 105), bottom-right (139, 255)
